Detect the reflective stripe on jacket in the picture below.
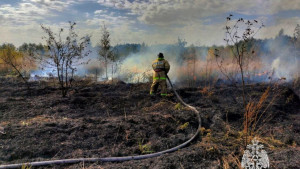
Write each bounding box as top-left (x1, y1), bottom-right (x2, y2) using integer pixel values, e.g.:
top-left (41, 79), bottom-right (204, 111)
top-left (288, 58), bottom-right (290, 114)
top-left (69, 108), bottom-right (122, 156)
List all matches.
top-left (152, 58), bottom-right (170, 80)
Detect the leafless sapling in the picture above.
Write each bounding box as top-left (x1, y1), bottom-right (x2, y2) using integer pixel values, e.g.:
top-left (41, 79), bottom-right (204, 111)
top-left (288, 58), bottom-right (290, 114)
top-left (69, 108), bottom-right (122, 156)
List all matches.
top-left (39, 22), bottom-right (91, 97)
top-left (98, 23), bottom-right (113, 80)
top-left (215, 15), bottom-right (264, 145)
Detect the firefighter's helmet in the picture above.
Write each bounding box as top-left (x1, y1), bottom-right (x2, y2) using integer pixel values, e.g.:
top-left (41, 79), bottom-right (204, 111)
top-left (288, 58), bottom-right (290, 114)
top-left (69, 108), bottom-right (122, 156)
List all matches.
top-left (158, 53), bottom-right (164, 58)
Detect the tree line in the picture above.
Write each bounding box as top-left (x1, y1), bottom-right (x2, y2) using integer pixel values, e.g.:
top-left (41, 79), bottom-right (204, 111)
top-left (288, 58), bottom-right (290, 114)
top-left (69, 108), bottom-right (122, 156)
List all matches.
top-left (0, 21), bottom-right (299, 97)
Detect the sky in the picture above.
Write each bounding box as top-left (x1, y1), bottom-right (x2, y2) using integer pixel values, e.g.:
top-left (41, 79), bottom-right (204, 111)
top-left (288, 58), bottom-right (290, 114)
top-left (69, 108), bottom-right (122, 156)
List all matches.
top-left (1, 0), bottom-right (300, 47)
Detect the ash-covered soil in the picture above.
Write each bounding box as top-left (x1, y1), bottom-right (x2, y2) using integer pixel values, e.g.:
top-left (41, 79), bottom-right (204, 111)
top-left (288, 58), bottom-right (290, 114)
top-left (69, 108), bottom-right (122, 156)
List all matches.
top-left (0, 78), bottom-right (299, 169)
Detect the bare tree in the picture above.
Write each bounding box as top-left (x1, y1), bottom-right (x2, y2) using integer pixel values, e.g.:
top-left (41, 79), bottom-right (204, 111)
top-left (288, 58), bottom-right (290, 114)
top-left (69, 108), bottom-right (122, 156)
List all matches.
top-left (215, 15), bottom-right (264, 145)
top-left (293, 24), bottom-right (300, 81)
top-left (205, 48), bottom-right (215, 87)
top-left (39, 21), bottom-right (91, 97)
top-left (176, 37), bottom-right (187, 62)
top-left (185, 45), bottom-right (197, 87)
top-left (98, 23), bottom-right (113, 80)
top-left (110, 48), bottom-right (119, 82)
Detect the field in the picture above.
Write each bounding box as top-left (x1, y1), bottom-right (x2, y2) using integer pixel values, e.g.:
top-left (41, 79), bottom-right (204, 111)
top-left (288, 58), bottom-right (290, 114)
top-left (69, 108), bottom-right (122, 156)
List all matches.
top-left (0, 78), bottom-right (299, 168)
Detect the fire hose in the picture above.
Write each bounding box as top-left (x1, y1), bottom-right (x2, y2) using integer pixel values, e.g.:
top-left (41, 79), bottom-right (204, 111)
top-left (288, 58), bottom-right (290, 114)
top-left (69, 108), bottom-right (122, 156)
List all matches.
top-left (0, 76), bottom-right (201, 169)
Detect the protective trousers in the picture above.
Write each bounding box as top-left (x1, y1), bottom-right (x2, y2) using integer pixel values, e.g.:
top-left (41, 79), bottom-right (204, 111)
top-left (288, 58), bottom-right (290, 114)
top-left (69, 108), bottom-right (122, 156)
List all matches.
top-left (150, 71), bottom-right (167, 96)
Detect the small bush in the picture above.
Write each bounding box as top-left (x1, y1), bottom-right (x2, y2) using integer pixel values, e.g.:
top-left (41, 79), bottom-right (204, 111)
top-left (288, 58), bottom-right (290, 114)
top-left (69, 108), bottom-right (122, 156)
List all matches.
top-left (174, 103), bottom-right (182, 110)
top-left (178, 122), bottom-right (189, 130)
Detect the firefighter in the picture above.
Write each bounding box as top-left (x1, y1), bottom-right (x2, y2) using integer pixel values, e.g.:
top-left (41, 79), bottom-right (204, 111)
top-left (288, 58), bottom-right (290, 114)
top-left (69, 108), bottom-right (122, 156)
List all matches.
top-left (150, 53), bottom-right (170, 96)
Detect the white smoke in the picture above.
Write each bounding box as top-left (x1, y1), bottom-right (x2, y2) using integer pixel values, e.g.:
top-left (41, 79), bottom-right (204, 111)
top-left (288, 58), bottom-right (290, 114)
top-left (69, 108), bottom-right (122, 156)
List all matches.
top-left (117, 45), bottom-right (192, 83)
top-left (271, 56), bottom-right (299, 81)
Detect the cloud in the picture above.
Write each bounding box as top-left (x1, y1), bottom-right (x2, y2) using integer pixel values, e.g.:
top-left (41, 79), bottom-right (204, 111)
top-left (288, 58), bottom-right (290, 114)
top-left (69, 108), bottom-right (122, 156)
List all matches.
top-left (85, 14), bottom-right (129, 28)
top-left (93, 0), bottom-right (300, 46)
top-left (0, 0), bottom-right (80, 25)
top-left (1, 0), bottom-right (300, 48)
top-left (0, 24), bottom-right (44, 46)
top-left (257, 16), bottom-right (300, 39)
top-left (95, 0), bottom-right (300, 26)
top-left (0, 3), bottom-right (49, 25)
top-left (94, 9), bottom-right (105, 14)
top-left (97, 0), bottom-right (131, 9)
top-left (22, 0), bottom-right (76, 11)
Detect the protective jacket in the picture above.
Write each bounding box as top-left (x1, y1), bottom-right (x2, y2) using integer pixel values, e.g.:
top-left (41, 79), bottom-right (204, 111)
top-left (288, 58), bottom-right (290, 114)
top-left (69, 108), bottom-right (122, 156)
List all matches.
top-left (150, 58), bottom-right (170, 96)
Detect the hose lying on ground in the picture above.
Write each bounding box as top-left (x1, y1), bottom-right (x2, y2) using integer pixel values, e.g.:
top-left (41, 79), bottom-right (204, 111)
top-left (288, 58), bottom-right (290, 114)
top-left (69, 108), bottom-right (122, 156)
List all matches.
top-left (0, 76), bottom-right (201, 169)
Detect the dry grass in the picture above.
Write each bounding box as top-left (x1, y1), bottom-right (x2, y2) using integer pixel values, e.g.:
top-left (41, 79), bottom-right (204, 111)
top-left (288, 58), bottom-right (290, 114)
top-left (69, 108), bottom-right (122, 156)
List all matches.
top-left (142, 101), bottom-right (171, 112)
top-left (221, 153), bottom-right (243, 169)
top-left (21, 164), bottom-right (32, 169)
top-left (200, 86), bottom-right (214, 97)
top-left (258, 136), bottom-right (285, 150)
top-left (244, 86), bottom-right (270, 137)
top-left (201, 123), bottom-right (288, 168)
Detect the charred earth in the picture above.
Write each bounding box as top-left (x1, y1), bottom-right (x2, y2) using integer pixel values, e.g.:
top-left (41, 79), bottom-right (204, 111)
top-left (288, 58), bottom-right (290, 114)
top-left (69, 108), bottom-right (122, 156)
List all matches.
top-left (0, 78), bottom-right (299, 168)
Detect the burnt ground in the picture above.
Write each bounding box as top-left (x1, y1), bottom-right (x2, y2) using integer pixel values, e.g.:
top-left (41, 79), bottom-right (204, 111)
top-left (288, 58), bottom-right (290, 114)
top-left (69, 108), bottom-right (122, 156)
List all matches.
top-left (0, 78), bottom-right (299, 169)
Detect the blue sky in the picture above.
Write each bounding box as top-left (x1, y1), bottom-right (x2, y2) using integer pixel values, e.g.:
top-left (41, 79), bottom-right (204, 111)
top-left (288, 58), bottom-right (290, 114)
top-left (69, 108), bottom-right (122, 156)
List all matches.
top-left (1, 0), bottom-right (300, 47)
